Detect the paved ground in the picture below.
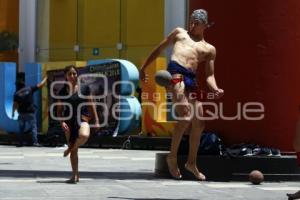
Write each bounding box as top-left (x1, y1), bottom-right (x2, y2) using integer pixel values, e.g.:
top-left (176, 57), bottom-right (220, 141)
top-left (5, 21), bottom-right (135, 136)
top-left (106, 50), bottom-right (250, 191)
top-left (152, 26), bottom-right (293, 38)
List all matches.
top-left (0, 145), bottom-right (298, 200)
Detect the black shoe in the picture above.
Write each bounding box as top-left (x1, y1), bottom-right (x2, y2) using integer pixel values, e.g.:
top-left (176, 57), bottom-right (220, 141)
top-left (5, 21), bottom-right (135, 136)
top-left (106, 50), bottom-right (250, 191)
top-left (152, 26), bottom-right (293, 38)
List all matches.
top-left (239, 147), bottom-right (253, 156)
top-left (16, 143), bottom-right (23, 147)
top-left (271, 148), bottom-right (281, 157)
top-left (32, 143), bottom-right (42, 147)
top-left (253, 147), bottom-right (272, 156)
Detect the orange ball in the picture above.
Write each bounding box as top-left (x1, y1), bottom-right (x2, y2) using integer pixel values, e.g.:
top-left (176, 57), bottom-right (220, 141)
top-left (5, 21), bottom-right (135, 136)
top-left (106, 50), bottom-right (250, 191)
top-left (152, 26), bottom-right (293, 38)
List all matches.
top-left (249, 170), bottom-right (264, 185)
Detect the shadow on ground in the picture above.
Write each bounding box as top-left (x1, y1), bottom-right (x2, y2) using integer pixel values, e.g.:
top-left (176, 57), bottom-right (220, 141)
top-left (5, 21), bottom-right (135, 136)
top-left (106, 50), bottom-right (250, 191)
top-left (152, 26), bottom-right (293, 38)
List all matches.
top-left (0, 170), bottom-right (156, 180)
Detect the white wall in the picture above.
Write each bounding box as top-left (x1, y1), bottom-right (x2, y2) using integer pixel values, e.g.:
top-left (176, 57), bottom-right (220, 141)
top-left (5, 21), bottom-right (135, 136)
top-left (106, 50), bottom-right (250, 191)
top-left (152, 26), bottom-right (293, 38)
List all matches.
top-left (164, 0), bottom-right (187, 35)
top-left (19, 0), bottom-right (37, 71)
top-left (164, 0), bottom-right (187, 59)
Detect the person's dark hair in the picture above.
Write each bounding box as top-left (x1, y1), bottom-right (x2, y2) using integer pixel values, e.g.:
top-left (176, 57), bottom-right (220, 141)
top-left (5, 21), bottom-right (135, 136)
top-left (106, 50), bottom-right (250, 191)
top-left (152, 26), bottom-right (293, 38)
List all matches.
top-left (15, 80), bottom-right (25, 91)
top-left (62, 65), bottom-right (78, 93)
top-left (64, 65), bottom-right (78, 75)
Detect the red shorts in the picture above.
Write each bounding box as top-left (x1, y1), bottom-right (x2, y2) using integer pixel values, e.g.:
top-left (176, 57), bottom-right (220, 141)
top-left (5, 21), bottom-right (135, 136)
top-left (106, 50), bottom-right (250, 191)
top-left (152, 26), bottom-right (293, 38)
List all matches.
top-left (170, 77), bottom-right (203, 101)
top-left (170, 77), bottom-right (183, 85)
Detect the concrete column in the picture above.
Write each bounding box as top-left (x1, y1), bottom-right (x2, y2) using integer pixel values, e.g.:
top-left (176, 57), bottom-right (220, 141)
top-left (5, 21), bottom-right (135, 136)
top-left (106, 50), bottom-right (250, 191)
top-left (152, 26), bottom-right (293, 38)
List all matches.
top-left (164, 0), bottom-right (187, 59)
top-left (19, 0), bottom-right (37, 71)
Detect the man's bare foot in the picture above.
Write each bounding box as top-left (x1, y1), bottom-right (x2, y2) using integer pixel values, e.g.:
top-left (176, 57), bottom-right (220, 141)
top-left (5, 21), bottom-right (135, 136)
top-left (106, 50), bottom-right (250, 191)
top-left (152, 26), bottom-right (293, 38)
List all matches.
top-left (184, 163), bottom-right (206, 181)
top-left (287, 191), bottom-right (300, 200)
top-left (166, 155), bottom-right (182, 179)
top-left (63, 148), bottom-right (71, 157)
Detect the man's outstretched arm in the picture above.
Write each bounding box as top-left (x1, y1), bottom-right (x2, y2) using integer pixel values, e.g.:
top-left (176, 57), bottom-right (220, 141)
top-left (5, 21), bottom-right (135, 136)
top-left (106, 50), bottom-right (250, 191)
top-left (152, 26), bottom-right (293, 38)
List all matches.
top-left (37, 76), bottom-right (47, 89)
top-left (205, 46), bottom-right (224, 98)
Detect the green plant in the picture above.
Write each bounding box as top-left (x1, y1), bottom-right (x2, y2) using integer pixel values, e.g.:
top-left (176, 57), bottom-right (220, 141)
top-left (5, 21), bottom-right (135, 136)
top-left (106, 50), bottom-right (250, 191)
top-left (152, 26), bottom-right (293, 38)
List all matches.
top-left (0, 30), bottom-right (18, 51)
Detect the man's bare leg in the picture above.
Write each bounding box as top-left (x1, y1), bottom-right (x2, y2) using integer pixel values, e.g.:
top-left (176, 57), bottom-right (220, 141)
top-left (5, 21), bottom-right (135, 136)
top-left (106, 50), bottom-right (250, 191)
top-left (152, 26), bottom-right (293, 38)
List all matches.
top-left (167, 120), bottom-right (190, 179)
top-left (185, 100), bottom-right (206, 181)
top-left (167, 82), bottom-right (190, 179)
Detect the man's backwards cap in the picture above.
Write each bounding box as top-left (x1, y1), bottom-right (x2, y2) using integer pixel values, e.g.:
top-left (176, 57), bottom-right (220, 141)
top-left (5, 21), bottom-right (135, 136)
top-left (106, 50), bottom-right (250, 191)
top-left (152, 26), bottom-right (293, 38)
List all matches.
top-left (191, 9), bottom-right (208, 25)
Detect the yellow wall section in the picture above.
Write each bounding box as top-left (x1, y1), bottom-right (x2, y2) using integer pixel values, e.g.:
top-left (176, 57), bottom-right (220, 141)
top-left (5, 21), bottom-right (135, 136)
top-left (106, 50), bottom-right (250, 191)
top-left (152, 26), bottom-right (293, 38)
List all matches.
top-left (78, 0), bottom-right (120, 47)
top-left (47, 0), bottom-right (164, 67)
top-left (48, 49), bottom-right (77, 61)
top-left (77, 0), bottom-right (120, 60)
top-left (122, 0), bottom-right (164, 45)
top-left (0, 0), bottom-right (19, 63)
top-left (77, 48), bottom-right (119, 61)
top-left (121, 0), bottom-right (164, 67)
top-left (0, 0), bottom-right (19, 33)
top-left (41, 61), bottom-right (87, 133)
top-left (49, 0), bottom-right (77, 60)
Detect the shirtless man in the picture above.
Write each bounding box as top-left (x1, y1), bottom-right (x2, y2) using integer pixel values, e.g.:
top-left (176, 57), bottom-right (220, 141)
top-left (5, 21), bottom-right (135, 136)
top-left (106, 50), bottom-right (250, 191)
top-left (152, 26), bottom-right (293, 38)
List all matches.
top-left (140, 9), bottom-right (224, 180)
